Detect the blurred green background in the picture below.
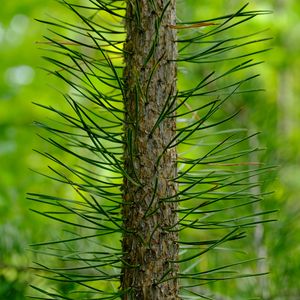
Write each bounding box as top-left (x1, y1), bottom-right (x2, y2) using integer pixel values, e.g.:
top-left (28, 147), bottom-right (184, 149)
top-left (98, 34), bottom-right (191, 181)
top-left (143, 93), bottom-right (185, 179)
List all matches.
top-left (0, 0), bottom-right (299, 299)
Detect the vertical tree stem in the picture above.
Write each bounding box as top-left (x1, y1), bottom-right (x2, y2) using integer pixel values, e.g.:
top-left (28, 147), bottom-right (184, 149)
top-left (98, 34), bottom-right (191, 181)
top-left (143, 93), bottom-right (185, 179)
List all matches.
top-left (121, 0), bottom-right (179, 299)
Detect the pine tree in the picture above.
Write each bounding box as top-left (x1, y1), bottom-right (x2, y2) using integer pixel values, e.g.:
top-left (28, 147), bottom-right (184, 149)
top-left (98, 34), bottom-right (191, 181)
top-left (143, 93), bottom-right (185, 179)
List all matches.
top-left (29, 1), bottom-right (274, 299)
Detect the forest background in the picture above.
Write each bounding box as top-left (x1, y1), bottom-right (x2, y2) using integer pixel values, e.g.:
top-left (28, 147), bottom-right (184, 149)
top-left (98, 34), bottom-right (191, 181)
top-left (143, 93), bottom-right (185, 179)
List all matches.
top-left (0, 0), bottom-right (299, 299)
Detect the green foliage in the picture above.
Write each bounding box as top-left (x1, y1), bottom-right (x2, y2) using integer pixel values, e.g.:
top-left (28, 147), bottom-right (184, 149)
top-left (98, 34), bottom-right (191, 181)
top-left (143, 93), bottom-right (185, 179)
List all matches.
top-left (2, 0), bottom-right (300, 299)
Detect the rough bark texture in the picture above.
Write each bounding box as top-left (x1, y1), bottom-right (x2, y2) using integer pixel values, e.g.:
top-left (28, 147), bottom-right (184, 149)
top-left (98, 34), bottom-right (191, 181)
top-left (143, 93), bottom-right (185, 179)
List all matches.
top-left (121, 0), bottom-right (179, 299)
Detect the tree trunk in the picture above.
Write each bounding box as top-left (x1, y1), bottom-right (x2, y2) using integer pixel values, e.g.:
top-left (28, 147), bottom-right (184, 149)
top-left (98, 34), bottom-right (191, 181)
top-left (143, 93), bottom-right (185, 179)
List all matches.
top-left (121, 0), bottom-right (179, 299)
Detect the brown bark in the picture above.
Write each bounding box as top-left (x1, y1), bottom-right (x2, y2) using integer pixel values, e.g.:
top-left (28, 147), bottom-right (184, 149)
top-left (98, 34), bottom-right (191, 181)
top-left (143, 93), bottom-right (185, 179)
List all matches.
top-left (121, 0), bottom-right (179, 299)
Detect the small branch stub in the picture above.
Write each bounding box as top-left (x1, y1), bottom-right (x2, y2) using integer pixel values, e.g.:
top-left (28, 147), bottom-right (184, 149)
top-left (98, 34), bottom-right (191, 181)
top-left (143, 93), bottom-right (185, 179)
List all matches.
top-left (168, 22), bottom-right (217, 29)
